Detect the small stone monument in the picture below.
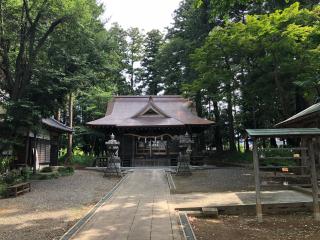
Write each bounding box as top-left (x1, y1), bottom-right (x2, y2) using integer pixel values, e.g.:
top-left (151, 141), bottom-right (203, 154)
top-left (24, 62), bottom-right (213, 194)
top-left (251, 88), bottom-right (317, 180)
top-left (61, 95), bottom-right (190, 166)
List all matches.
top-left (176, 132), bottom-right (194, 175)
top-left (104, 133), bottom-right (122, 177)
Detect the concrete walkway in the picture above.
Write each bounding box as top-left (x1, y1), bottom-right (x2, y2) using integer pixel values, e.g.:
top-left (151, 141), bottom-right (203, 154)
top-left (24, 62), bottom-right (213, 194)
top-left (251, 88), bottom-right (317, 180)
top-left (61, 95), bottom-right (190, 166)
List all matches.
top-left (171, 190), bottom-right (312, 209)
top-left (70, 169), bottom-right (182, 240)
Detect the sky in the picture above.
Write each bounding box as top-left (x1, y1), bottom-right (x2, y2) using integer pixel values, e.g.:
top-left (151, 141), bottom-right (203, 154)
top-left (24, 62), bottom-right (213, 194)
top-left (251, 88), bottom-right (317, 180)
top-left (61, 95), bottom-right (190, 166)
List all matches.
top-left (100, 0), bottom-right (182, 32)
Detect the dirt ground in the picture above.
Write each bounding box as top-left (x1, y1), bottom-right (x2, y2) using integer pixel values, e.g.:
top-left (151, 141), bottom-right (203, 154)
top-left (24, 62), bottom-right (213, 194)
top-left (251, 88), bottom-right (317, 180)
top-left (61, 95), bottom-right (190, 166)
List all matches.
top-left (172, 168), bottom-right (255, 193)
top-left (190, 214), bottom-right (320, 240)
top-left (0, 170), bottom-right (119, 240)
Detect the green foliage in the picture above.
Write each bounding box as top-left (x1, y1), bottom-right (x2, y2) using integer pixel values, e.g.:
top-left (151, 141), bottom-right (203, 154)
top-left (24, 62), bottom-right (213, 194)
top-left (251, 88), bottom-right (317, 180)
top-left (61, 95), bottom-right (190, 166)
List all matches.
top-left (59, 147), bottom-right (95, 167)
top-left (0, 0), bottom-right (118, 152)
top-left (21, 167), bottom-right (32, 181)
top-left (57, 166), bottom-right (74, 176)
top-left (40, 166), bottom-right (53, 173)
top-left (2, 169), bottom-right (24, 185)
top-left (190, 2), bottom-right (320, 150)
top-left (76, 86), bottom-right (114, 122)
top-left (140, 30), bottom-right (164, 95)
top-left (71, 154), bottom-right (95, 167)
top-left (0, 156), bottom-right (12, 174)
top-left (215, 151), bottom-right (253, 164)
top-left (126, 27), bottom-right (144, 92)
top-left (259, 149), bottom-right (299, 166)
top-left (31, 172), bottom-right (59, 180)
top-left (0, 182), bottom-right (8, 197)
top-left (2, 0), bottom-right (320, 160)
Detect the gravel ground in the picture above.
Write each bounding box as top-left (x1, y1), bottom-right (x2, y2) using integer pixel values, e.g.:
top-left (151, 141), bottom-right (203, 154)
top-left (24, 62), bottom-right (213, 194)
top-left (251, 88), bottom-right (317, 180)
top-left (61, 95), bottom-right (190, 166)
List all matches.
top-left (172, 168), bottom-right (255, 193)
top-left (0, 170), bottom-right (119, 240)
top-left (190, 214), bottom-right (320, 240)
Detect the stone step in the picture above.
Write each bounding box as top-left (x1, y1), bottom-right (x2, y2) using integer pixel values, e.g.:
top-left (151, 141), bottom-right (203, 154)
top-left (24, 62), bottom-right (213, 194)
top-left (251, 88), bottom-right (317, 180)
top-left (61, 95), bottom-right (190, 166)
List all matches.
top-left (202, 207), bottom-right (219, 218)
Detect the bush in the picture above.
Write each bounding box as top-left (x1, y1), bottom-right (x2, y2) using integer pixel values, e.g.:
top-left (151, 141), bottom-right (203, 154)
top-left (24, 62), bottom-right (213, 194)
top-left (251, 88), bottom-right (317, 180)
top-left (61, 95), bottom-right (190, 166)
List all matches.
top-left (213, 151), bottom-right (253, 164)
top-left (0, 182), bottom-right (7, 197)
top-left (0, 156), bottom-right (12, 174)
top-left (57, 166), bottom-right (74, 176)
top-left (31, 172), bottom-right (59, 180)
top-left (71, 154), bottom-right (95, 167)
top-left (21, 167), bottom-right (32, 181)
top-left (2, 169), bottom-right (23, 185)
top-left (259, 149), bottom-right (298, 166)
top-left (41, 166), bottom-right (53, 173)
top-left (58, 147), bottom-right (95, 167)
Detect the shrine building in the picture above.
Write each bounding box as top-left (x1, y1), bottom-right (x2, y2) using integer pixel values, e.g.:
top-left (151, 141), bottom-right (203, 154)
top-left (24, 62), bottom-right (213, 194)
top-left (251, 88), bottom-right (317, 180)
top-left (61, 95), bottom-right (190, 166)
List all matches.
top-left (87, 95), bottom-right (213, 167)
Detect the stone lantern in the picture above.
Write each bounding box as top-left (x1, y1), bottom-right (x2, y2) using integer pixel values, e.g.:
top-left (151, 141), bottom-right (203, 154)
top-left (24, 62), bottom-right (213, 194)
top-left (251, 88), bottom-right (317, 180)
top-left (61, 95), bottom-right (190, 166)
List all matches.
top-left (177, 132), bottom-right (194, 175)
top-left (105, 133), bottom-right (121, 176)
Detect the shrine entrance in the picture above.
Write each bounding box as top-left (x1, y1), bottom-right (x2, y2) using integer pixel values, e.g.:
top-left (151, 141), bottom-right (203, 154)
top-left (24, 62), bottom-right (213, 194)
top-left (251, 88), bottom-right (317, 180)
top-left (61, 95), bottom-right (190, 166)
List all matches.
top-left (130, 134), bottom-right (178, 167)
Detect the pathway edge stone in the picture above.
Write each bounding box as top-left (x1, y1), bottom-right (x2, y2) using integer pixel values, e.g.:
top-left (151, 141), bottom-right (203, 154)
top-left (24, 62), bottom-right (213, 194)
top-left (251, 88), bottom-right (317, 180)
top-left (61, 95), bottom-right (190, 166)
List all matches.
top-left (178, 212), bottom-right (197, 240)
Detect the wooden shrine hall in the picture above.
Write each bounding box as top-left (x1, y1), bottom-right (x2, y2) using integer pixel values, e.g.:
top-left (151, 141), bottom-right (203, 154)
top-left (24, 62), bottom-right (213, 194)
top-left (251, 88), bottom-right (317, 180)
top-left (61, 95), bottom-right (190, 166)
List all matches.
top-left (87, 95), bottom-right (213, 167)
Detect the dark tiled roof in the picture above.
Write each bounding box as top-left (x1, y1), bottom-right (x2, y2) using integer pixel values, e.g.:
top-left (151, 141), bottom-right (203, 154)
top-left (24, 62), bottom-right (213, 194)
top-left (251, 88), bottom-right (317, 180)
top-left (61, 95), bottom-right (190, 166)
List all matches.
top-left (87, 96), bottom-right (214, 128)
top-left (42, 118), bottom-right (73, 133)
top-left (276, 103), bottom-right (320, 127)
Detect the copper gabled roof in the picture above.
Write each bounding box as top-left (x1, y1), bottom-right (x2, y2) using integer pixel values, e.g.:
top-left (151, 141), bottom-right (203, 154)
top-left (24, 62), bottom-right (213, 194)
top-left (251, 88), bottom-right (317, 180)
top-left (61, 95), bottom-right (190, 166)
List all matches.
top-left (87, 95), bottom-right (214, 128)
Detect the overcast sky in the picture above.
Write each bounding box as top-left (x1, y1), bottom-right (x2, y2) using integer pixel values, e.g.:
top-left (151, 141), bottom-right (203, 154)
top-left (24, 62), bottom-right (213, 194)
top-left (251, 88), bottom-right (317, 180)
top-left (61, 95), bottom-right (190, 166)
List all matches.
top-left (100, 0), bottom-right (182, 32)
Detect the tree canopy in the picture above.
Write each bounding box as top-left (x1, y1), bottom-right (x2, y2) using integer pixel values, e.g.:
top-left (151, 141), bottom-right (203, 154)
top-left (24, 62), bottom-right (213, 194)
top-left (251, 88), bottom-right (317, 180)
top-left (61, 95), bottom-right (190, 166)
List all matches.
top-left (1, 0), bottom-right (320, 154)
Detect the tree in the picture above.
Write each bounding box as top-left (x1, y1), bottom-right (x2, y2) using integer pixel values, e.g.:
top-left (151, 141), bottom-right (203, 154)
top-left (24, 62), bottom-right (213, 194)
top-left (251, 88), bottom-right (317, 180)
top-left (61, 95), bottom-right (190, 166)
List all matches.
top-left (106, 23), bottom-right (132, 95)
top-left (191, 3), bottom-right (320, 152)
top-left (140, 30), bottom-right (164, 95)
top-left (126, 27), bottom-right (144, 92)
top-left (0, 0), bottom-right (120, 162)
top-left (0, 1), bottom-right (101, 124)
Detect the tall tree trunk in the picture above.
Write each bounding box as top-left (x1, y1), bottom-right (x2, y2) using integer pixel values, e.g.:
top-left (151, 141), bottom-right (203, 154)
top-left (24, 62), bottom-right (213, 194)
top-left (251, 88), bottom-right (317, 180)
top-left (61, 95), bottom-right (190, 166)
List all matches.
top-left (32, 132), bottom-right (37, 174)
top-left (295, 86), bottom-right (307, 113)
top-left (195, 91), bottom-right (203, 117)
top-left (66, 92), bottom-right (73, 164)
top-left (226, 84), bottom-right (236, 152)
top-left (245, 137), bottom-right (250, 152)
top-left (237, 136), bottom-right (241, 152)
top-left (273, 66), bottom-right (289, 117)
top-left (54, 108), bottom-right (61, 121)
top-left (213, 100), bottom-right (223, 153)
top-left (130, 54), bottom-right (134, 92)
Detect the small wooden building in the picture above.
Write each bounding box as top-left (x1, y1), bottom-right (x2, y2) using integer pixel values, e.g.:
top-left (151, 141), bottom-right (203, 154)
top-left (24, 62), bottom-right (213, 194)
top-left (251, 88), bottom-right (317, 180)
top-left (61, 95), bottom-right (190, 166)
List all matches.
top-left (276, 102), bottom-right (320, 165)
top-left (15, 118), bottom-right (73, 168)
top-left (87, 96), bottom-right (213, 167)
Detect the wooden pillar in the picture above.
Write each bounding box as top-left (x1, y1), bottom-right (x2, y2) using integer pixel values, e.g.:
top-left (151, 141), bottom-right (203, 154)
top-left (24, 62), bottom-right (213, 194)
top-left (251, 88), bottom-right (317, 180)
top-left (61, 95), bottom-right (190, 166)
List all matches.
top-left (132, 135), bottom-right (135, 167)
top-left (301, 138), bottom-right (308, 175)
top-left (24, 135), bottom-right (30, 166)
top-left (253, 137), bottom-right (263, 222)
top-left (308, 137), bottom-right (320, 221)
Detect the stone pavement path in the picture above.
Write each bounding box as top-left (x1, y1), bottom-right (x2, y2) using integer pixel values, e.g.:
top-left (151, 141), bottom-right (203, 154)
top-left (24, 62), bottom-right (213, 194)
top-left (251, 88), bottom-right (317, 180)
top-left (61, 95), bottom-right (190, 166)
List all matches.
top-left (70, 169), bottom-right (182, 240)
